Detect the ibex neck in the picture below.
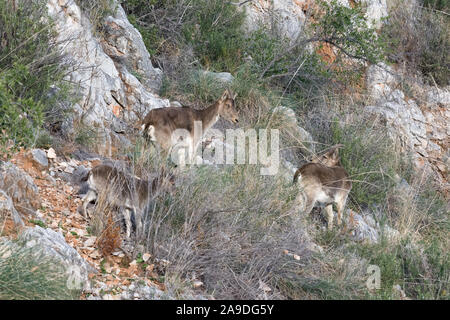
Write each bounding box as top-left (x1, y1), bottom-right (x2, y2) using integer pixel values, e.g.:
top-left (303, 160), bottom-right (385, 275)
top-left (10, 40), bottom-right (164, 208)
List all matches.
top-left (197, 102), bottom-right (221, 130)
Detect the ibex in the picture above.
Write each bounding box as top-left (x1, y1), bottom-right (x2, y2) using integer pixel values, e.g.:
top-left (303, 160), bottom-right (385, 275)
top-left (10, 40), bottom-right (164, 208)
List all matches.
top-left (293, 145), bottom-right (352, 230)
top-left (140, 89), bottom-right (238, 162)
top-left (80, 164), bottom-right (174, 238)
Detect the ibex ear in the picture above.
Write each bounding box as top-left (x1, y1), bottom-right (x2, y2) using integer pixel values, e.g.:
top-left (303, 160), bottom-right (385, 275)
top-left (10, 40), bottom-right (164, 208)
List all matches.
top-left (332, 144), bottom-right (344, 150)
top-left (220, 90), bottom-right (228, 101)
top-left (319, 148), bottom-right (334, 161)
top-left (328, 148), bottom-right (340, 162)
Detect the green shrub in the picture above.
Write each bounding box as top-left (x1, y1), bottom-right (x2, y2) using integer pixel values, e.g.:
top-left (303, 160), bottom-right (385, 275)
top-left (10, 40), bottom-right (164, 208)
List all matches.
top-left (253, 0), bottom-right (385, 95)
top-left (382, 1), bottom-right (449, 85)
top-left (35, 130), bottom-right (54, 149)
top-left (123, 0), bottom-right (247, 72)
top-left (422, 0), bottom-right (449, 12)
top-left (315, 0), bottom-right (384, 63)
top-left (0, 72), bottom-right (43, 154)
top-left (330, 118), bottom-right (398, 209)
top-left (74, 125), bottom-right (99, 148)
top-left (355, 236), bottom-right (449, 299)
top-left (127, 13), bottom-right (160, 57)
top-left (0, 241), bottom-right (80, 300)
top-left (75, 0), bottom-right (117, 32)
top-left (123, 0), bottom-right (385, 108)
top-left (0, 0), bottom-right (71, 154)
top-left (185, 0), bottom-right (246, 72)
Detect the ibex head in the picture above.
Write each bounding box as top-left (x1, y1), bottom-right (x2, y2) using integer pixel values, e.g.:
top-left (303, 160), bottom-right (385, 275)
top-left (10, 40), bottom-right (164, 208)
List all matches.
top-left (218, 89), bottom-right (239, 124)
top-left (310, 144), bottom-right (344, 167)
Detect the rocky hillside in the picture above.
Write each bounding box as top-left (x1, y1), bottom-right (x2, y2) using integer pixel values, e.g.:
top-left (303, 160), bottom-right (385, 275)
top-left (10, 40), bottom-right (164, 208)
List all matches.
top-left (0, 0), bottom-right (448, 300)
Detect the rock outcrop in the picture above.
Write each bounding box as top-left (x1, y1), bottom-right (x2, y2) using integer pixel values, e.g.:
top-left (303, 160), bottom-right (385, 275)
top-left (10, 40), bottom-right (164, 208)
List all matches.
top-left (365, 64), bottom-right (449, 194)
top-left (200, 70), bottom-right (235, 84)
top-left (272, 105), bottom-right (315, 175)
top-left (0, 190), bottom-right (24, 228)
top-left (0, 162), bottom-right (41, 217)
top-left (47, 0), bottom-right (170, 157)
top-left (344, 209), bottom-right (400, 244)
top-left (361, 0), bottom-right (388, 29)
top-left (242, 0), bottom-right (388, 42)
top-left (19, 226), bottom-right (95, 290)
top-left (242, 0), bottom-right (307, 41)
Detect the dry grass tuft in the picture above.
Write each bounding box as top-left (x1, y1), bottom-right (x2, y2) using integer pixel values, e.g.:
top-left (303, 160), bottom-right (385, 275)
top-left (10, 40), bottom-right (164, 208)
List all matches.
top-left (97, 212), bottom-right (122, 257)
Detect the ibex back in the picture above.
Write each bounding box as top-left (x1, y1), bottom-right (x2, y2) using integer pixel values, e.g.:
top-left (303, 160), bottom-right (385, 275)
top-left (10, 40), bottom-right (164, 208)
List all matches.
top-left (293, 145), bottom-right (352, 230)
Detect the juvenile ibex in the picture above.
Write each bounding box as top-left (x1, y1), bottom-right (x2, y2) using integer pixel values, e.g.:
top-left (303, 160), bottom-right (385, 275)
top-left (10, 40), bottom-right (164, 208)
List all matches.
top-left (81, 164), bottom-right (174, 238)
top-left (293, 145), bottom-right (352, 230)
top-left (140, 89), bottom-right (238, 162)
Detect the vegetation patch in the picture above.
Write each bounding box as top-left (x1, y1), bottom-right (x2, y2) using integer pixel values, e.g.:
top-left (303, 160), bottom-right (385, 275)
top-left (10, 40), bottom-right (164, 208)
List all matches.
top-left (0, 0), bottom-right (72, 157)
top-left (0, 240), bottom-right (80, 300)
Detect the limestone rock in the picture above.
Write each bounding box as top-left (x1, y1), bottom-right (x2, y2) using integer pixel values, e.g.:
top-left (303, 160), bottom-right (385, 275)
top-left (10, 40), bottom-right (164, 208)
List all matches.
top-left (366, 63), bottom-right (397, 103)
top-left (0, 190), bottom-right (24, 228)
top-left (0, 162), bottom-right (41, 216)
top-left (242, 0), bottom-right (307, 42)
top-left (345, 210), bottom-right (380, 244)
top-left (46, 0), bottom-right (170, 157)
top-left (361, 0), bottom-right (388, 29)
top-left (272, 106), bottom-right (315, 169)
top-left (47, 147), bottom-right (57, 159)
top-left (365, 63), bottom-right (449, 193)
top-left (19, 226), bottom-right (96, 290)
top-left (201, 70), bottom-right (234, 84)
top-left (272, 106), bottom-right (314, 149)
top-left (103, 6), bottom-right (163, 92)
top-left (30, 149), bottom-right (49, 169)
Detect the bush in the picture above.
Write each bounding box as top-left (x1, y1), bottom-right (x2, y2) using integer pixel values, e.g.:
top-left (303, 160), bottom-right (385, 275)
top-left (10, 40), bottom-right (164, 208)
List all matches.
top-left (422, 0), bottom-right (449, 12)
top-left (0, 240), bottom-right (80, 300)
top-left (75, 0), bottom-right (117, 32)
top-left (330, 118), bottom-right (399, 209)
top-left (0, 73), bottom-right (43, 155)
top-left (123, 0), bottom-right (384, 96)
top-left (126, 156), bottom-right (308, 298)
top-left (355, 236), bottom-right (449, 299)
top-left (74, 125), bottom-right (99, 149)
top-left (185, 0), bottom-right (246, 72)
top-left (382, 1), bottom-right (449, 85)
top-left (0, 0), bottom-right (71, 155)
top-left (123, 0), bottom-right (246, 72)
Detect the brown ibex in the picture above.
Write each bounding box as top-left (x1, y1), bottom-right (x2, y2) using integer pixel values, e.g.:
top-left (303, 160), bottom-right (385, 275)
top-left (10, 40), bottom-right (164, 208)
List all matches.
top-left (293, 145), bottom-right (352, 230)
top-left (140, 89), bottom-right (238, 163)
top-left (80, 164), bottom-right (174, 238)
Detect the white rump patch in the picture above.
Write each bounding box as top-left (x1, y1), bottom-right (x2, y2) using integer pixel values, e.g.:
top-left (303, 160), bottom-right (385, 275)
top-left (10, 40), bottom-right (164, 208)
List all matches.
top-left (147, 125), bottom-right (156, 141)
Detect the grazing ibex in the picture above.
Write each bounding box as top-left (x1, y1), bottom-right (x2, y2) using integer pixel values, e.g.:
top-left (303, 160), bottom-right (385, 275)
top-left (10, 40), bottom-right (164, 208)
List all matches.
top-left (140, 89), bottom-right (238, 162)
top-left (293, 145), bottom-right (352, 230)
top-left (81, 164), bottom-right (174, 238)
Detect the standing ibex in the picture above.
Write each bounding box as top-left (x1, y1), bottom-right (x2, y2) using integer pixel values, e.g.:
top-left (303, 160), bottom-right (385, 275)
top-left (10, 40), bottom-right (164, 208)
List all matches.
top-left (293, 145), bottom-right (352, 230)
top-left (80, 164), bottom-right (174, 238)
top-left (140, 89), bottom-right (238, 162)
